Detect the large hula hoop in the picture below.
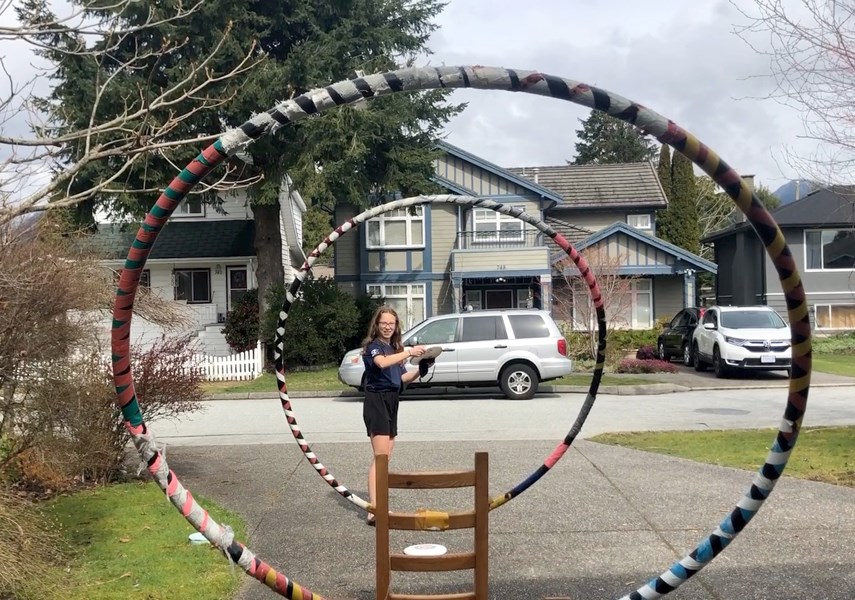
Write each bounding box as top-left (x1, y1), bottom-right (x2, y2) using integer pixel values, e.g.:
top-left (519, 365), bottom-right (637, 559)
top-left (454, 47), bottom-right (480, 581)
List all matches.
top-left (112, 66), bottom-right (811, 600)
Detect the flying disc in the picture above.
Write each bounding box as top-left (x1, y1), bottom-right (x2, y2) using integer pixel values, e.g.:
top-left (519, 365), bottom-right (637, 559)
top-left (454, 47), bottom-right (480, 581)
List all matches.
top-left (403, 543), bottom-right (447, 557)
top-left (188, 532), bottom-right (210, 545)
top-left (410, 346), bottom-right (442, 364)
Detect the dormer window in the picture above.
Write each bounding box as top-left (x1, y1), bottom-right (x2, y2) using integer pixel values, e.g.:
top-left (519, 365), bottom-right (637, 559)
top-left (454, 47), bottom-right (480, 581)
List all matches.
top-left (176, 197), bottom-right (204, 216)
top-left (627, 214), bottom-right (652, 230)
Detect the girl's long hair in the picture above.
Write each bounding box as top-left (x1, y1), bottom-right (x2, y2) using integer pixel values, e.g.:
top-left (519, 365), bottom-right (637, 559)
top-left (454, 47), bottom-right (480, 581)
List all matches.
top-left (363, 305), bottom-right (403, 352)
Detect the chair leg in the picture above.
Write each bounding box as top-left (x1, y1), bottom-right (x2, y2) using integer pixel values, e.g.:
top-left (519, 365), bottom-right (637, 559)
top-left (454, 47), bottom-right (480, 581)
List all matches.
top-left (375, 453), bottom-right (390, 600)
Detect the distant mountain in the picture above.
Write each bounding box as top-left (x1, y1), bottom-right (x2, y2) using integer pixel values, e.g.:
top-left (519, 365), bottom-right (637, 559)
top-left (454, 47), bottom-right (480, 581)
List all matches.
top-left (772, 180), bottom-right (822, 205)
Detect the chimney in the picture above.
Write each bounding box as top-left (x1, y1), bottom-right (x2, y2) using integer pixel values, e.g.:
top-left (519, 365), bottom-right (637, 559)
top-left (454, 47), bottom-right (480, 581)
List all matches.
top-left (735, 174), bottom-right (755, 223)
top-left (532, 166), bottom-right (539, 185)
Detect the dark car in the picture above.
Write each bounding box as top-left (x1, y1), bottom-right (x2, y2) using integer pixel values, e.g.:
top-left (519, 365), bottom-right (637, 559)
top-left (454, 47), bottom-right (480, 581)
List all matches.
top-left (657, 307), bottom-right (705, 365)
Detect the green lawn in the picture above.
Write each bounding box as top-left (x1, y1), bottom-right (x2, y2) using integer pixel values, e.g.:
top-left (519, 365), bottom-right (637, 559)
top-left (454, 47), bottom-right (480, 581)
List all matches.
top-left (201, 368), bottom-right (661, 395)
top-left (22, 482), bottom-right (246, 600)
top-left (813, 354), bottom-right (855, 377)
top-left (590, 426), bottom-right (855, 487)
top-left (203, 369), bottom-right (348, 394)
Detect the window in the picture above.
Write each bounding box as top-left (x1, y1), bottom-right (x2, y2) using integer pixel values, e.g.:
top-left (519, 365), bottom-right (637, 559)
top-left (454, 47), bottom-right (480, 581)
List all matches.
top-left (366, 206), bottom-right (424, 248)
top-left (408, 318), bottom-right (458, 345)
top-left (366, 283), bottom-right (425, 329)
top-left (720, 310), bottom-right (786, 329)
top-left (627, 214), bottom-right (652, 230)
top-left (508, 315), bottom-right (549, 338)
top-left (461, 316), bottom-right (507, 342)
top-left (464, 290), bottom-right (482, 310)
top-left (815, 304), bottom-right (855, 329)
top-left (473, 206), bottom-right (524, 242)
top-left (629, 279), bottom-right (652, 329)
top-left (176, 197), bottom-right (204, 216)
top-left (805, 229), bottom-right (855, 270)
top-left (140, 269), bottom-right (151, 288)
top-left (174, 269), bottom-right (210, 303)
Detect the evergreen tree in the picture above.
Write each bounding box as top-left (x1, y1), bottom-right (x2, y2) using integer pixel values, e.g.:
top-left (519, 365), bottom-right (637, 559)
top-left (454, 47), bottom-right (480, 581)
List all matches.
top-left (572, 111), bottom-right (656, 165)
top-left (657, 151), bottom-right (700, 254)
top-left (656, 144), bottom-right (672, 200)
top-left (21, 0), bottom-right (461, 312)
top-left (755, 184), bottom-right (781, 210)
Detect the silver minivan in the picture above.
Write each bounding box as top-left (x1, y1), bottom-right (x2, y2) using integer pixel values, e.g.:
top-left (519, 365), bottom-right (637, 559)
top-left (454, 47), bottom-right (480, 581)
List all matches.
top-left (337, 309), bottom-right (573, 400)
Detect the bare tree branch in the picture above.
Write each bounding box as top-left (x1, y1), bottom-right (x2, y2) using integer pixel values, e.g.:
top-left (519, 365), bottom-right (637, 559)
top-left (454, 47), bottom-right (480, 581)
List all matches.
top-left (0, 0), bottom-right (263, 226)
top-left (732, 0), bottom-right (855, 182)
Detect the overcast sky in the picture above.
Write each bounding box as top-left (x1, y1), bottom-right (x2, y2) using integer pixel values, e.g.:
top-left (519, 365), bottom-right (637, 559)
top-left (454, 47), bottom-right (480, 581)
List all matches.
top-left (426, 0), bottom-right (811, 191)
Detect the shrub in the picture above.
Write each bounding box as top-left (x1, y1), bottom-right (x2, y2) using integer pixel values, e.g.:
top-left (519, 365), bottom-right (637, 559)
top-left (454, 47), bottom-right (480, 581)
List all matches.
top-left (615, 358), bottom-right (679, 374)
top-left (12, 336), bottom-right (204, 491)
top-left (0, 486), bottom-right (64, 598)
top-left (813, 332), bottom-right (855, 355)
top-left (262, 277), bottom-right (360, 367)
top-left (223, 288), bottom-right (259, 353)
top-left (635, 344), bottom-right (657, 360)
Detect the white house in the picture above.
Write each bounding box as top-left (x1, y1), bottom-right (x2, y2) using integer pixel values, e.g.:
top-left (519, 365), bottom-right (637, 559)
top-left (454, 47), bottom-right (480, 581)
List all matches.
top-left (93, 175), bottom-right (315, 356)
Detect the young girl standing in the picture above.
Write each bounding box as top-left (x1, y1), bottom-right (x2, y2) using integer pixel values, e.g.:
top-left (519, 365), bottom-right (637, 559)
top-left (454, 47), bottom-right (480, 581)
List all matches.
top-left (361, 306), bottom-right (431, 525)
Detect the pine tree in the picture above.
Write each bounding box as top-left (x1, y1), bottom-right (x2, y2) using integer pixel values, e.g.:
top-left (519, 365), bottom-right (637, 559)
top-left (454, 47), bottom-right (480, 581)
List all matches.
top-left (572, 111), bottom-right (657, 165)
top-left (656, 144), bottom-right (672, 200)
top-left (24, 0), bottom-right (462, 314)
top-left (657, 151), bottom-right (700, 254)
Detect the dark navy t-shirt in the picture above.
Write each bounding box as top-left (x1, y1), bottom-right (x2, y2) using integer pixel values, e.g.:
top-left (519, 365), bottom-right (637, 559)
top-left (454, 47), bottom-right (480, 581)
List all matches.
top-left (363, 339), bottom-right (406, 392)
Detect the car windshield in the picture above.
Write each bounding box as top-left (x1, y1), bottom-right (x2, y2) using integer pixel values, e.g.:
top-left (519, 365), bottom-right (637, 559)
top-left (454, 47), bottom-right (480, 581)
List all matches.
top-left (720, 310), bottom-right (786, 329)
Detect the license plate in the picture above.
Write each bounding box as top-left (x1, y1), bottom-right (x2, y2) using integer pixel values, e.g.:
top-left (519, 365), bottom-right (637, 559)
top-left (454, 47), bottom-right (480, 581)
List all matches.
top-left (760, 354), bottom-right (776, 364)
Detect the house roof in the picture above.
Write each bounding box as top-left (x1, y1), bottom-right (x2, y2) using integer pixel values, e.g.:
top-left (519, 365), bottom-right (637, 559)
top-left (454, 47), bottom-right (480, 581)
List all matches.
top-left (436, 141), bottom-right (564, 206)
top-left (552, 221), bottom-right (717, 274)
top-left (89, 220), bottom-right (255, 261)
top-left (703, 186), bottom-right (855, 243)
top-left (507, 162), bottom-right (668, 210)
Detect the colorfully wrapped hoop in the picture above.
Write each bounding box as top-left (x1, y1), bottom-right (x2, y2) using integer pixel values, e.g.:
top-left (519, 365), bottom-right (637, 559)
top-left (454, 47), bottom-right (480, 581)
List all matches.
top-left (111, 66), bottom-right (811, 600)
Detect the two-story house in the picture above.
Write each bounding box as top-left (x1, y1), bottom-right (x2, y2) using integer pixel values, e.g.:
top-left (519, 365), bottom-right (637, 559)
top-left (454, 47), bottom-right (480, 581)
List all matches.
top-left (703, 186), bottom-right (855, 330)
top-left (91, 176), bottom-right (321, 355)
top-left (334, 141), bottom-right (717, 330)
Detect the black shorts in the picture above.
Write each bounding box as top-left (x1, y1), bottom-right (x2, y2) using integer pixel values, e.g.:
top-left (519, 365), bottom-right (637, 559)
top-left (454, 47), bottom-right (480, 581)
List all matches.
top-left (363, 389), bottom-right (400, 437)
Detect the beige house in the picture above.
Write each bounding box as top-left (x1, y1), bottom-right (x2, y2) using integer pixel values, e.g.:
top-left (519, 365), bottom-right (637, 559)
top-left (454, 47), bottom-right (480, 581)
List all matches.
top-left (334, 142), bottom-right (717, 330)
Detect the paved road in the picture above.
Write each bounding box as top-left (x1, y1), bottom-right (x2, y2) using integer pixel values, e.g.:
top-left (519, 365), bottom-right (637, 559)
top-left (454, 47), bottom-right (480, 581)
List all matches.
top-left (152, 386), bottom-right (855, 447)
top-left (153, 385), bottom-right (855, 599)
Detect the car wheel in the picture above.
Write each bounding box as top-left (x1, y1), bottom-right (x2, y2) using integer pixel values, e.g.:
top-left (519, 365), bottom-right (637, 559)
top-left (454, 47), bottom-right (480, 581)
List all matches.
top-left (682, 343), bottom-right (692, 366)
top-left (713, 346), bottom-right (728, 379)
top-left (658, 340), bottom-right (669, 361)
top-left (693, 343), bottom-right (707, 372)
top-left (499, 364), bottom-right (539, 400)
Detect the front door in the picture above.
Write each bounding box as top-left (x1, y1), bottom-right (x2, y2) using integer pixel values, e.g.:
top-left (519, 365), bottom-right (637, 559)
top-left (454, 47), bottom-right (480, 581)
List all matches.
top-left (227, 266), bottom-right (248, 312)
top-left (485, 289), bottom-right (513, 309)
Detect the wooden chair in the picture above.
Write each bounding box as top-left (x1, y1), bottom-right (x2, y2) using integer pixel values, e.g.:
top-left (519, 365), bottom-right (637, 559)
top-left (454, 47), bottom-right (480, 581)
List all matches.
top-left (375, 452), bottom-right (489, 600)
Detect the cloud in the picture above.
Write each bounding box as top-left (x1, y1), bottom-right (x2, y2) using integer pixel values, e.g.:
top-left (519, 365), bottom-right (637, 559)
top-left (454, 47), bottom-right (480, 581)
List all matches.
top-left (427, 0), bottom-right (814, 188)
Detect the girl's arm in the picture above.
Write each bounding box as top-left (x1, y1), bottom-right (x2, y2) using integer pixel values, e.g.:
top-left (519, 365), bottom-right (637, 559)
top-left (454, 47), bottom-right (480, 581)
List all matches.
top-left (372, 347), bottom-right (413, 369)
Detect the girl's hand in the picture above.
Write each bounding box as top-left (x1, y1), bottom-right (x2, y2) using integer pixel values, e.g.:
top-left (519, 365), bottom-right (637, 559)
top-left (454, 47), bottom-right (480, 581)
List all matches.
top-left (408, 345), bottom-right (426, 357)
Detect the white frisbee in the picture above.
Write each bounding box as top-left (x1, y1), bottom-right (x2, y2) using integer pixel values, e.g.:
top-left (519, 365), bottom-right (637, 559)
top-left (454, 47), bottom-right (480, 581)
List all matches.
top-left (410, 346), bottom-right (442, 364)
top-left (188, 532), bottom-right (210, 545)
top-left (403, 543), bottom-right (447, 556)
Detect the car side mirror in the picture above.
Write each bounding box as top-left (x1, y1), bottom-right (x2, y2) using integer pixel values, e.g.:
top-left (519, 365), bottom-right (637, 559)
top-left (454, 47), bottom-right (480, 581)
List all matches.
top-left (703, 322), bottom-right (715, 330)
top-left (408, 337), bottom-right (418, 346)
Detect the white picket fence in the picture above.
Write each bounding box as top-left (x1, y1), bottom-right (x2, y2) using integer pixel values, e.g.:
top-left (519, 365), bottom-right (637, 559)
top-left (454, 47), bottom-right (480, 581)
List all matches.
top-left (200, 341), bottom-right (264, 381)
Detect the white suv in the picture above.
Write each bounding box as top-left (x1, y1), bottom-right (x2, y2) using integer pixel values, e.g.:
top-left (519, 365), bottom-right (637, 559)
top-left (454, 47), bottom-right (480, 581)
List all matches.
top-left (337, 309), bottom-right (573, 400)
top-left (691, 305), bottom-right (791, 378)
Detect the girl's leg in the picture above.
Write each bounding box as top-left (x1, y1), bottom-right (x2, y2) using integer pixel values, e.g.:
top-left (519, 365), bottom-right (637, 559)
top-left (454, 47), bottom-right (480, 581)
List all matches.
top-left (368, 434), bottom-right (394, 514)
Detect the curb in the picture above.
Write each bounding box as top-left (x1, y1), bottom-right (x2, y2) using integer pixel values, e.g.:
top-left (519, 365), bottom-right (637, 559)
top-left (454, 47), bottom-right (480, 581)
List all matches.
top-left (205, 380), bottom-right (855, 401)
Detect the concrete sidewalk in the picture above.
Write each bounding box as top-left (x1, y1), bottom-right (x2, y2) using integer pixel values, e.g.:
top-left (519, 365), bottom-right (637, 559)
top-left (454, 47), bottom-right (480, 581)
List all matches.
top-left (168, 440), bottom-right (855, 600)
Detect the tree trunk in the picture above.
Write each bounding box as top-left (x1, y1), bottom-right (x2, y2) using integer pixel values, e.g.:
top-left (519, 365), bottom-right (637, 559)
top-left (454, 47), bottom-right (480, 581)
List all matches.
top-left (252, 202), bottom-right (284, 317)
